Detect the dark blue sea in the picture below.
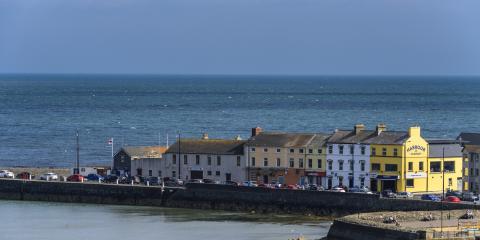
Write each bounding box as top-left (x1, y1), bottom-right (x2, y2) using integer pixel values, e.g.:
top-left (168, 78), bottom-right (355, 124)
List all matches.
top-left (1, 74), bottom-right (479, 167)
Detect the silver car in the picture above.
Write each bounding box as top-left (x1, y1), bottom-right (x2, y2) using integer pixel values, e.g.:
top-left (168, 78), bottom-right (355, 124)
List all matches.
top-left (40, 172), bottom-right (58, 181)
top-left (396, 191), bottom-right (413, 199)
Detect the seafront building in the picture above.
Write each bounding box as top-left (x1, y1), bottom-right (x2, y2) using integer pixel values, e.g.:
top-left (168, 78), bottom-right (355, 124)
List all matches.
top-left (244, 127), bottom-right (329, 185)
top-left (112, 146), bottom-right (167, 176)
top-left (458, 132), bottom-right (480, 192)
top-left (326, 124), bottom-right (371, 190)
top-left (162, 134), bottom-right (246, 182)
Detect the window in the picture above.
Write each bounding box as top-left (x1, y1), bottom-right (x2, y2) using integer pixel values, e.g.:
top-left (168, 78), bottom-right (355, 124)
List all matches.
top-left (184, 155), bottom-right (188, 164)
top-left (276, 158), bottom-right (281, 167)
top-left (149, 170), bottom-right (152, 176)
top-left (419, 162), bottom-right (424, 171)
top-left (328, 160), bottom-right (333, 170)
top-left (158, 170), bottom-right (162, 177)
top-left (172, 171), bottom-right (176, 178)
top-left (361, 146), bottom-right (366, 155)
top-left (371, 148), bottom-right (376, 156)
top-left (263, 158), bottom-right (268, 167)
top-left (299, 149), bottom-right (304, 154)
top-left (444, 161), bottom-right (455, 172)
top-left (207, 156), bottom-right (212, 165)
top-left (207, 171), bottom-right (212, 176)
top-left (264, 148), bottom-right (268, 152)
top-left (430, 162), bottom-right (441, 172)
top-left (406, 179), bottom-right (414, 187)
top-left (317, 159), bottom-right (322, 168)
top-left (276, 148), bottom-right (281, 153)
top-left (350, 146), bottom-right (354, 155)
top-left (251, 147), bottom-right (256, 152)
top-left (338, 176), bottom-right (344, 186)
top-left (385, 164), bottom-right (398, 172)
top-left (289, 158), bottom-right (294, 168)
top-left (339, 145), bottom-right (344, 154)
top-left (120, 156), bottom-right (125, 163)
top-left (236, 156), bottom-right (241, 167)
top-left (371, 163), bottom-right (380, 171)
top-left (196, 155), bottom-right (200, 165)
top-left (448, 178), bottom-right (452, 187)
top-left (318, 149), bottom-right (322, 154)
top-left (217, 156), bottom-right (221, 166)
top-left (393, 148), bottom-right (398, 157)
top-left (408, 162), bottom-right (413, 171)
top-left (308, 149), bottom-right (313, 154)
top-left (215, 171), bottom-right (220, 176)
top-left (172, 154), bottom-right (177, 165)
top-left (308, 159), bottom-right (313, 168)
top-left (382, 148), bottom-right (387, 156)
top-left (299, 158), bottom-right (304, 168)
top-left (251, 157), bottom-right (256, 166)
top-left (476, 169), bottom-right (479, 177)
top-left (360, 161), bottom-right (365, 171)
top-left (349, 160), bottom-right (354, 171)
top-left (328, 145), bottom-right (333, 154)
top-left (339, 161), bottom-right (344, 170)
top-left (290, 148), bottom-right (294, 153)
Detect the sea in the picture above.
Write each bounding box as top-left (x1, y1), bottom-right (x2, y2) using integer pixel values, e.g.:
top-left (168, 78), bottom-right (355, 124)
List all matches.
top-left (1, 74), bottom-right (479, 167)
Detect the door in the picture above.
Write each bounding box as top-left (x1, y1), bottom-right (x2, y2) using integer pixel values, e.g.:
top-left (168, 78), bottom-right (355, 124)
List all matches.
top-left (457, 178), bottom-right (462, 191)
top-left (226, 173), bottom-right (231, 181)
top-left (348, 177), bottom-right (354, 188)
top-left (190, 170), bottom-right (203, 180)
top-left (370, 179), bottom-right (378, 192)
top-left (327, 177), bottom-right (332, 189)
top-left (263, 175), bottom-right (269, 184)
top-left (382, 180), bottom-right (397, 192)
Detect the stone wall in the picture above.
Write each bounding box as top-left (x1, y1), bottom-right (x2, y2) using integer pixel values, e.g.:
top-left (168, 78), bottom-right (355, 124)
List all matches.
top-left (0, 179), bottom-right (477, 217)
top-left (327, 219), bottom-right (426, 240)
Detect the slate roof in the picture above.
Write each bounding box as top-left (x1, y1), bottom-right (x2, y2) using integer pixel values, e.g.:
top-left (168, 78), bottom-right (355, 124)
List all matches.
top-left (427, 140), bottom-right (463, 158)
top-left (122, 146), bottom-right (168, 159)
top-left (327, 130), bottom-right (408, 145)
top-left (245, 132), bottom-right (329, 147)
top-left (165, 139), bottom-right (246, 155)
top-left (458, 132), bottom-right (480, 145)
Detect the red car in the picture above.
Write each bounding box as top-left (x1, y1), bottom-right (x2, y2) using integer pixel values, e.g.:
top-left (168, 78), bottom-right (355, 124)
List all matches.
top-left (285, 184), bottom-right (298, 190)
top-left (67, 174), bottom-right (84, 182)
top-left (16, 172), bottom-right (32, 180)
top-left (444, 196), bottom-right (461, 203)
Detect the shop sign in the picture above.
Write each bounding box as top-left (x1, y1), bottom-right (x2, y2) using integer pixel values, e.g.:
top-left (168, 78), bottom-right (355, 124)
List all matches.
top-left (370, 173), bottom-right (378, 178)
top-left (407, 144), bottom-right (426, 156)
top-left (376, 175), bottom-right (399, 180)
top-left (406, 172), bottom-right (426, 179)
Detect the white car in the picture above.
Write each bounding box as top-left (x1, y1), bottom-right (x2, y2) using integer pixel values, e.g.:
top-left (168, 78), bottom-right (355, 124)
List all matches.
top-left (0, 170), bottom-right (14, 178)
top-left (396, 191), bottom-right (413, 199)
top-left (331, 187), bottom-right (346, 192)
top-left (40, 173), bottom-right (58, 181)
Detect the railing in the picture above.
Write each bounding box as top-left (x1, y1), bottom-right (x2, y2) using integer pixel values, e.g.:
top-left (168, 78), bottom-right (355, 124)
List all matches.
top-left (430, 229), bottom-right (480, 239)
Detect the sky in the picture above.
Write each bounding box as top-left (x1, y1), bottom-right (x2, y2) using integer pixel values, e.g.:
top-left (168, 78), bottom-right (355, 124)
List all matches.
top-left (0, 0), bottom-right (479, 76)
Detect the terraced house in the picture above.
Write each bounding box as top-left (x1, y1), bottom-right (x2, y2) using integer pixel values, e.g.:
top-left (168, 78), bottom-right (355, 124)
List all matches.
top-left (162, 134), bottom-right (246, 182)
top-left (326, 124), bottom-right (372, 190)
top-left (245, 127), bottom-right (329, 185)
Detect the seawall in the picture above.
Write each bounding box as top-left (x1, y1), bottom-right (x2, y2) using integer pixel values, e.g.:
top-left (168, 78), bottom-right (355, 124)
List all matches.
top-left (0, 179), bottom-right (477, 217)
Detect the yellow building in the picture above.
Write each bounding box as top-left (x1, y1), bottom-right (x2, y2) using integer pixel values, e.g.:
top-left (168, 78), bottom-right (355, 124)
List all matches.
top-left (368, 125), bottom-right (463, 193)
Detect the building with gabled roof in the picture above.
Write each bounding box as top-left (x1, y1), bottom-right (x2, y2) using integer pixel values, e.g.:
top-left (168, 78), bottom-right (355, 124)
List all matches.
top-left (112, 146), bottom-right (167, 176)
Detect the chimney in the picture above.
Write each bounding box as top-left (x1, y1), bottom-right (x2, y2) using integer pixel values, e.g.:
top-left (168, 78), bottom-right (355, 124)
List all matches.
top-left (354, 124), bottom-right (365, 135)
top-left (251, 127), bottom-right (262, 137)
top-left (376, 123), bottom-right (387, 135)
top-left (201, 133), bottom-right (209, 140)
top-left (408, 125), bottom-right (421, 137)
top-left (234, 135), bottom-right (242, 140)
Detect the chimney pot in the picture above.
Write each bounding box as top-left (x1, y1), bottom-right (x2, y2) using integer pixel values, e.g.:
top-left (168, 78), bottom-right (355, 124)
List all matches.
top-left (376, 123), bottom-right (387, 135)
top-left (251, 127), bottom-right (262, 137)
top-left (354, 124), bottom-right (365, 135)
top-left (202, 133), bottom-right (209, 140)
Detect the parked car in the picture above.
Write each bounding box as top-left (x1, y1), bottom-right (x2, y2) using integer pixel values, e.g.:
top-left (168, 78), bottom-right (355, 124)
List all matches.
top-left (86, 174), bottom-right (104, 182)
top-left (0, 170), bottom-right (14, 178)
top-left (16, 172), bottom-right (33, 180)
top-left (188, 179), bottom-right (204, 184)
top-left (40, 172), bottom-right (58, 181)
top-left (242, 181), bottom-right (258, 187)
top-left (446, 190), bottom-right (462, 198)
top-left (462, 192), bottom-right (479, 202)
top-left (285, 184), bottom-right (299, 190)
top-left (421, 194), bottom-right (441, 202)
top-left (381, 190), bottom-right (397, 198)
top-left (104, 175), bottom-right (119, 183)
top-left (444, 196), bottom-right (461, 203)
top-left (396, 191), bottom-right (413, 199)
top-left (120, 176), bottom-right (141, 184)
top-left (145, 176), bottom-right (161, 186)
top-left (331, 187), bottom-right (346, 193)
top-left (307, 184), bottom-right (319, 191)
top-left (223, 180), bottom-right (239, 187)
top-left (67, 174), bottom-right (84, 182)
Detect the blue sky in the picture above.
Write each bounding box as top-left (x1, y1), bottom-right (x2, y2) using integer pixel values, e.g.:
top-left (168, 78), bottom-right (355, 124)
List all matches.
top-left (0, 0), bottom-right (479, 75)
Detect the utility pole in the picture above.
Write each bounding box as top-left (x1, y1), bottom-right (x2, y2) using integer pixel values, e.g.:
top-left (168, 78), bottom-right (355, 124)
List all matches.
top-left (178, 133), bottom-right (181, 181)
top-left (74, 130), bottom-right (80, 174)
top-left (441, 146), bottom-right (445, 235)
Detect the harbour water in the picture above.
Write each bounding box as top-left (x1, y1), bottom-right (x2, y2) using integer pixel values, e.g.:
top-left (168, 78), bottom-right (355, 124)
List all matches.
top-left (1, 74), bottom-right (480, 167)
top-left (0, 200), bottom-right (330, 240)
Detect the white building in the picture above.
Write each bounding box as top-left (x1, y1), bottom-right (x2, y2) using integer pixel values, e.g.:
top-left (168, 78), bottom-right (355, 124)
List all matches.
top-left (326, 124), bottom-right (371, 190)
top-left (162, 134), bottom-right (247, 182)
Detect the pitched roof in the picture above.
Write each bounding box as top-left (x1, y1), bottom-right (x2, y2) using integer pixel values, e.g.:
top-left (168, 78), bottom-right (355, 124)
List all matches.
top-left (458, 132), bottom-right (480, 145)
top-left (165, 139), bottom-right (246, 155)
top-left (245, 132), bottom-right (325, 147)
top-left (427, 140), bottom-right (463, 158)
top-left (327, 129), bottom-right (409, 145)
top-left (121, 146), bottom-right (167, 159)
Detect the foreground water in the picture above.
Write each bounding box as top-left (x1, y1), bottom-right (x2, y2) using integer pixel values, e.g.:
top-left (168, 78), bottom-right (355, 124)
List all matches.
top-left (1, 74), bottom-right (479, 167)
top-left (0, 200), bottom-right (330, 240)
